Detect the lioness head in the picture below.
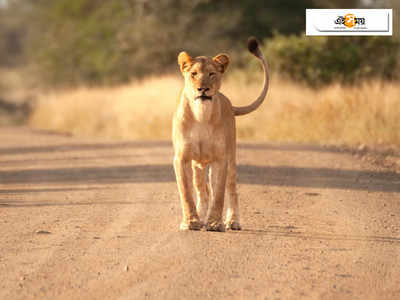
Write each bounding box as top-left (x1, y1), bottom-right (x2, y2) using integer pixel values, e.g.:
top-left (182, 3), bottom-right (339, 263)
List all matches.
top-left (178, 52), bottom-right (229, 102)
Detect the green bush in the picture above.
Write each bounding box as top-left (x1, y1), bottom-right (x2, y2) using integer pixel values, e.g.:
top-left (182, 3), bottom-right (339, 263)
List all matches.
top-left (27, 1), bottom-right (133, 85)
top-left (263, 33), bottom-right (400, 86)
top-left (5, 0), bottom-right (397, 87)
top-left (22, 0), bottom-right (315, 86)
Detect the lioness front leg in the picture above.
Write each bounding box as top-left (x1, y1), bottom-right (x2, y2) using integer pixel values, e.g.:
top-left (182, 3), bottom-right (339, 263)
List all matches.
top-left (192, 162), bottom-right (209, 224)
top-left (206, 160), bottom-right (227, 232)
top-left (173, 157), bottom-right (202, 230)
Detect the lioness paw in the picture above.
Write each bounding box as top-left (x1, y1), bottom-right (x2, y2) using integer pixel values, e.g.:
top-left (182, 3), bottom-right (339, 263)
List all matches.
top-left (206, 221), bottom-right (226, 232)
top-left (225, 220), bottom-right (242, 231)
top-left (180, 220), bottom-right (202, 231)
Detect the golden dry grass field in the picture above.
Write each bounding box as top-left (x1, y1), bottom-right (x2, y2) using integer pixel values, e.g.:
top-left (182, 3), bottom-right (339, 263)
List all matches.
top-left (28, 71), bottom-right (400, 148)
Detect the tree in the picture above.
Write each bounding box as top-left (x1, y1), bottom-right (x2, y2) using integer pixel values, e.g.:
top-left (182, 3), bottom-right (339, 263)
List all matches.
top-left (5, 0), bottom-right (395, 86)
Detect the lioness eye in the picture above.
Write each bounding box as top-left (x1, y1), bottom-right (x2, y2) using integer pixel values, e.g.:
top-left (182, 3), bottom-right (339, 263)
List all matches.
top-left (191, 72), bottom-right (197, 78)
top-left (209, 72), bottom-right (215, 77)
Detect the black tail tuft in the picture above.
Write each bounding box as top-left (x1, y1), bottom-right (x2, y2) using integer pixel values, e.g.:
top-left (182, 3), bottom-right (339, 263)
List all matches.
top-left (247, 36), bottom-right (259, 56)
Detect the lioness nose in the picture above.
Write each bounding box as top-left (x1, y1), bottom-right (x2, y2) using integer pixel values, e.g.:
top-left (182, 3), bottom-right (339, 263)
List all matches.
top-left (197, 87), bottom-right (210, 92)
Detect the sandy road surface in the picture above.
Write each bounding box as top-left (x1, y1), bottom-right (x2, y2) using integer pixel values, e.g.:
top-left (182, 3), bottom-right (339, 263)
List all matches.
top-left (0, 127), bottom-right (399, 300)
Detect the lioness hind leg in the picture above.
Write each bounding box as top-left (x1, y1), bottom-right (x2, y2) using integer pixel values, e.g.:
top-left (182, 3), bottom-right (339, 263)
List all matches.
top-left (173, 157), bottom-right (202, 231)
top-left (225, 161), bottom-right (242, 230)
top-left (192, 162), bottom-right (209, 224)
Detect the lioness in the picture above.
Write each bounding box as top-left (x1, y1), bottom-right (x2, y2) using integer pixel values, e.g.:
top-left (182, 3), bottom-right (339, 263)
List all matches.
top-left (173, 37), bottom-right (269, 232)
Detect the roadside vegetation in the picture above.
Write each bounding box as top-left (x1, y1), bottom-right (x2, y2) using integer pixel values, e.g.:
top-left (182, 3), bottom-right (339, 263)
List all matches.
top-left (1, 0), bottom-right (399, 149)
top-left (30, 73), bottom-right (400, 148)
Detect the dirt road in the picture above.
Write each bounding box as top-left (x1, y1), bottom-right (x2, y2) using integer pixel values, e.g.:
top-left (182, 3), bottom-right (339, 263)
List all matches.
top-left (0, 127), bottom-right (399, 300)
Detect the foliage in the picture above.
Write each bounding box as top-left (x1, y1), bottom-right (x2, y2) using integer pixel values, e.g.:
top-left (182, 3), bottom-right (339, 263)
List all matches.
top-left (0, 0), bottom-right (398, 86)
top-left (263, 33), bottom-right (400, 86)
top-left (25, 0), bottom-right (132, 85)
top-left (0, 3), bottom-right (26, 67)
top-left (10, 0), bottom-right (316, 86)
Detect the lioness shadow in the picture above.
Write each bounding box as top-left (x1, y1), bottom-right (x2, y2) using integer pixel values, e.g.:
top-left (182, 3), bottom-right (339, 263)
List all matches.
top-left (0, 164), bottom-right (398, 193)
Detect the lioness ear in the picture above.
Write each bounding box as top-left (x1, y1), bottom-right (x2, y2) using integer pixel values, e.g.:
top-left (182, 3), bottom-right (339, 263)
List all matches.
top-left (213, 53), bottom-right (230, 73)
top-left (178, 51), bottom-right (192, 73)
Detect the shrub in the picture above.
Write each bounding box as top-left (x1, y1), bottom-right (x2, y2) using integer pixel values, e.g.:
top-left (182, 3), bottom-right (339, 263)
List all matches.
top-left (23, 0), bottom-right (315, 87)
top-left (263, 33), bottom-right (400, 86)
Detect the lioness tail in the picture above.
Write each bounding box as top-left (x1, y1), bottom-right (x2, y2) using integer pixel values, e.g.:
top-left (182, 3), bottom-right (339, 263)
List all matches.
top-left (232, 37), bottom-right (270, 116)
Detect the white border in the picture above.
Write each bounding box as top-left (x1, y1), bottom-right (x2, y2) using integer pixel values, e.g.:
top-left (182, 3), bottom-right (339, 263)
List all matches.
top-left (306, 9), bottom-right (392, 36)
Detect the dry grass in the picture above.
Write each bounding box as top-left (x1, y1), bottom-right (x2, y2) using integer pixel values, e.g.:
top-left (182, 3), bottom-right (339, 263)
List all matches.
top-left (0, 68), bottom-right (38, 125)
top-left (29, 72), bottom-right (400, 148)
top-left (0, 68), bottom-right (38, 103)
top-left (29, 76), bottom-right (181, 139)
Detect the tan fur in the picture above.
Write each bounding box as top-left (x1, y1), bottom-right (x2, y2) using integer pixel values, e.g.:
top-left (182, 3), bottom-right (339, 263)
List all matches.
top-left (173, 38), bottom-right (269, 231)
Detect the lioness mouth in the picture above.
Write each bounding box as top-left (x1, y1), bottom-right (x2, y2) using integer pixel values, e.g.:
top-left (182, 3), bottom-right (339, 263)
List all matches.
top-left (195, 95), bottom-right (212, 101)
